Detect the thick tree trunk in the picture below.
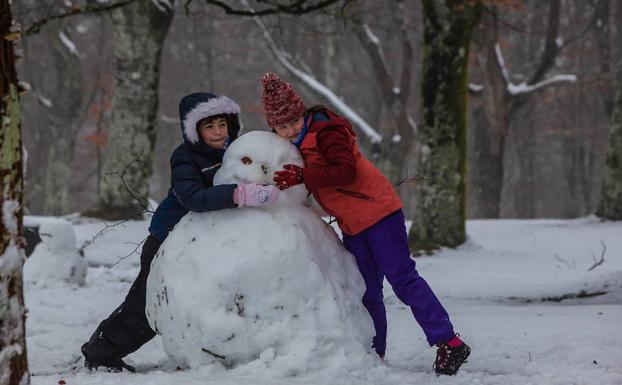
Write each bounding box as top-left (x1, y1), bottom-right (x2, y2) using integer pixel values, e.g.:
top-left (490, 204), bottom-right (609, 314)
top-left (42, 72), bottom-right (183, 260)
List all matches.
top-left (41, 25), bottom-right (84, 215)
top-left (410, 0), bottom-right (481, 251)
top-left (0, 1), bottom-right (30, 383)
top-left (596, 60), bottom-right (622, 219)
top-left (93, 0), bottom-right (174, 220)
top-left (468, 8), bottom-right (508, 218)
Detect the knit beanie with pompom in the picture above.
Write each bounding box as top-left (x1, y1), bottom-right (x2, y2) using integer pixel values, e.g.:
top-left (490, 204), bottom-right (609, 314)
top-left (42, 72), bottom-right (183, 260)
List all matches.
top-left (261, 73), bottom-right (307, 128)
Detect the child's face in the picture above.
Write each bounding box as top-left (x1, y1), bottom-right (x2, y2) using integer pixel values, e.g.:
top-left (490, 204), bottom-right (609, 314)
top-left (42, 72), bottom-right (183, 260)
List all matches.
top-left (273, 116), bottom-right (304, 142)
top-left (199, 117), bottom-right (228, 148)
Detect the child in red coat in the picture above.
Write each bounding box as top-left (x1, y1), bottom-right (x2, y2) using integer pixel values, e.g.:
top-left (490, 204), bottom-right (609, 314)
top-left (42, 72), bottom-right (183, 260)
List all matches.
top-left (261, 73), bottom-right (470, 375)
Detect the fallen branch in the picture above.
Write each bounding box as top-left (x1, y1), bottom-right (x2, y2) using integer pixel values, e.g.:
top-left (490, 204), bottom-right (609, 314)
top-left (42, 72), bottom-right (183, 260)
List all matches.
top-left (587, 240), bottom-right (606, 272)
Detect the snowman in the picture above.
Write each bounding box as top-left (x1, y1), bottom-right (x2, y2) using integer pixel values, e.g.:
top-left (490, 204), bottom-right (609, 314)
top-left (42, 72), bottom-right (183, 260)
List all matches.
top-left (145, 131), bottom-right (373, 371)
top-left (23, 218), bottom-right (87, 286)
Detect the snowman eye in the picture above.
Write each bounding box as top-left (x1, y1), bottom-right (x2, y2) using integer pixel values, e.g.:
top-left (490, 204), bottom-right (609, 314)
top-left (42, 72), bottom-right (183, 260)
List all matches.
top-left (241, 156), bottom-right (253, 165)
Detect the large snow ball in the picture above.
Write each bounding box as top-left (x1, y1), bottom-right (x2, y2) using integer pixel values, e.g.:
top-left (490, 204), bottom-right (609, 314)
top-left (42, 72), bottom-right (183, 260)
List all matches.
top-left (146, 131), bottom-right (373, 371)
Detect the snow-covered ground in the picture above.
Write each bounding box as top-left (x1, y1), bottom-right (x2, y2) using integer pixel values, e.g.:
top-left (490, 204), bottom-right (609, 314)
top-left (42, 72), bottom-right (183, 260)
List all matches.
top-left (24, 216), bottom-right (622, 385)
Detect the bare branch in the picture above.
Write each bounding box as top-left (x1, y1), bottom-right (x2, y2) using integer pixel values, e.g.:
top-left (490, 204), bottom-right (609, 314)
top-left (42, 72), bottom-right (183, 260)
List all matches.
top-left (24, 0), bottom-right (139, 35)
top-left (185, 0), bottom-right (349, 16)
top-left (103, 149), bottom-right (154, 213)
top-left (494, 43), bottom-right (576, 96)
top-left (394, 173), bottom-right (425, 188)
top-left (111, 236), bottom-right (148, 266)
top-left (587, 241), bottom-right (606, 272)
top-left (527, 0), bottom-right (562, 85)
top-left (243, 0), bottom-right (382, 142)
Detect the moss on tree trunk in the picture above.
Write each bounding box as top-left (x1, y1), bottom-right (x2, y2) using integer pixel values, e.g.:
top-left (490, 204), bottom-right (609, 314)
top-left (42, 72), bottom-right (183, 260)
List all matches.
top-left (409, 0), bottom-right (482, 252)
top-left (0, 0), bottom-right (29, 381)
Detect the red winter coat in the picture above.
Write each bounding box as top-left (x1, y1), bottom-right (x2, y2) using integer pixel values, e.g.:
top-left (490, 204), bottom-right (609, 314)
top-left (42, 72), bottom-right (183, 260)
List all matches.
top-left (300, 108), bottom-right (403, 235)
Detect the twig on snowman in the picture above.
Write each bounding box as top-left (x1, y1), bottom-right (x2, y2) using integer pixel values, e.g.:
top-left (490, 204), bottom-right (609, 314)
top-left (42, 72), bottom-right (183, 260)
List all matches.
top-left (201, 348), bottom-right (226, 361)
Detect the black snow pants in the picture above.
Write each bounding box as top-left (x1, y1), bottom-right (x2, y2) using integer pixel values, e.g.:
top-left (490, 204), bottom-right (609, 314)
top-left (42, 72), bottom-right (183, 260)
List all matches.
top-left (82, 235), bottom-right (163, 364)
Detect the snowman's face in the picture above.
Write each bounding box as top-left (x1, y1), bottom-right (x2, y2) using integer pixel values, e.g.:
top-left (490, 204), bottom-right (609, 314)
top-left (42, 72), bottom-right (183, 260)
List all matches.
top-left (214, 131), bottom-right (307, 205)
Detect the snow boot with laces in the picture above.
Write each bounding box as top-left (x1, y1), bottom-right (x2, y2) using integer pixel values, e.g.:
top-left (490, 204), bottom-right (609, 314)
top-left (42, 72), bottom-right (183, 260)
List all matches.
top-left (433, 335), bottom-right (470, 375)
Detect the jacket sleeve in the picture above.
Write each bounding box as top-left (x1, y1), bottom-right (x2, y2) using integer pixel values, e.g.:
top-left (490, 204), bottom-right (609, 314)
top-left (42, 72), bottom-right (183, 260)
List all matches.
top-left (303, 126), bottom-right (357, 190)
top-left (170, 147), bottom-right (237, 212)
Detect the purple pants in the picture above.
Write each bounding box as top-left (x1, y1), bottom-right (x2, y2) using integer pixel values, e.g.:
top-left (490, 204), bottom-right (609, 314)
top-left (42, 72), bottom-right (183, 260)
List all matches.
top-left (342, 210), bottom-right (455, 355)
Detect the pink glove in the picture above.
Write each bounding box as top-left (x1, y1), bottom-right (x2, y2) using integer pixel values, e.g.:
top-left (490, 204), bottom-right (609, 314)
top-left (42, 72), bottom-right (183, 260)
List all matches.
top-left (233, 183), bottom-right (279, 207)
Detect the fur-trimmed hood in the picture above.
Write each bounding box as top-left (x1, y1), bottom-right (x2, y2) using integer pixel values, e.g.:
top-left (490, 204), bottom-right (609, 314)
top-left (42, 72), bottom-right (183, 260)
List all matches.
top-left (179, 92), bottom-right (243, 145)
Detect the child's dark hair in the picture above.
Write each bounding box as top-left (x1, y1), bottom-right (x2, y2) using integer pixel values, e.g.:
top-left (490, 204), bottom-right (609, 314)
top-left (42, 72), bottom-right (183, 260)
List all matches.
top-left (196, 113), bottom-right (240, 142)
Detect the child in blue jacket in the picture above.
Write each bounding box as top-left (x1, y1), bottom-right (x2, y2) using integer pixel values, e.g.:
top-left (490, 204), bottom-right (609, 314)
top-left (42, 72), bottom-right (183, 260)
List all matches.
top-left (81, 92), bottom-right (278, 371)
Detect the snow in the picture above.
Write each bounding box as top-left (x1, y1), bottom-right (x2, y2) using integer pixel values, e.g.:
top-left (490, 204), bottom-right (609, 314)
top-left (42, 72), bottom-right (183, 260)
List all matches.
top-left (363, 25), bottom-right (380, 45)
top-left (151, 0), bottom-right (174, 12)
top-left (1, 201), bottom-right (23, 271)
top-left (37, 92), bottom-right (53, 108)
top-left (495, 43), bottom-right (577, 95)
top-left (22, 211), bottom-right (622, 384)
top-left (23, 217), bottom-right (87, 286)
top-left (58, 32), bottom-right (79, 56)
top-left (469, 83), bottom-right (484, 93)
top-left (146, 132), bottom-right (373, 370)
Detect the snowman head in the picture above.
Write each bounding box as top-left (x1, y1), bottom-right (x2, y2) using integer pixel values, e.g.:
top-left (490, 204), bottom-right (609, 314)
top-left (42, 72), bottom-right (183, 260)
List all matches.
top-left (37, 219), bottom-right (77, 253)
top-left (214, 131), bottom-right (307, 206)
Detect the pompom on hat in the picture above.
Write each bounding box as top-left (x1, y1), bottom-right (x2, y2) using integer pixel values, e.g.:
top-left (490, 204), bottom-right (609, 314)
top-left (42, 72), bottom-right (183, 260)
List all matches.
top-left (261, 73), bottom-right (307, 128)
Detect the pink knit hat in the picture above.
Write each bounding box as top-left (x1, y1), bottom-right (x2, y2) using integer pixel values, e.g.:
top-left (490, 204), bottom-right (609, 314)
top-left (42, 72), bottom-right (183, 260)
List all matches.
top-left (261, 73), bottom-right (307, 128)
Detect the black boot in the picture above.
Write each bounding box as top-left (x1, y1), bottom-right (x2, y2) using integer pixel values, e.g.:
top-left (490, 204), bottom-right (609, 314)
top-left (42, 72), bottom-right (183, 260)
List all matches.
top-left (433, 337), bottom-right (471, 375)
top-left (81, 331), bottom-right (136, 372)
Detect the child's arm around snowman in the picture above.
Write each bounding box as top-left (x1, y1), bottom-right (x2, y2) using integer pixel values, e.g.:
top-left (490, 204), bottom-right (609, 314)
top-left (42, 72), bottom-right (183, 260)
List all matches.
top-left (170, 143), bottom-right (278, 211)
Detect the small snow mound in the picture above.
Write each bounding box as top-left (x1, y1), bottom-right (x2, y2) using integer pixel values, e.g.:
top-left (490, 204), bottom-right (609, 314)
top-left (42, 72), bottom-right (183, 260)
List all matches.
top-left (23, 218), bottom-right (87, 286)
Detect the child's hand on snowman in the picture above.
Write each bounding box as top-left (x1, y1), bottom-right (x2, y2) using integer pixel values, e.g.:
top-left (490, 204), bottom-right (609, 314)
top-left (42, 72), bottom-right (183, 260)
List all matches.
top-left (234, 183), bottom-right (279, 207)
top-left (273, 164), bottom-right (304, 190)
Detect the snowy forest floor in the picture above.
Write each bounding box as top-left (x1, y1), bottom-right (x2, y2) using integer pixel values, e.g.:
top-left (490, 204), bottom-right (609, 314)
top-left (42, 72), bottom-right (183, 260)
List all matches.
top-left (24, 216), bottom-right (622, 385)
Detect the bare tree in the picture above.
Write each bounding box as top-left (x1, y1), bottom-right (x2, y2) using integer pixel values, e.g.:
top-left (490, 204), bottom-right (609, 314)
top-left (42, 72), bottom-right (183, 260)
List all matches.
top-left (0, 1), bottom-right (29, 383)
top-left (409, 0), bottom-right (482, 251)
top-left (467, 1), bottom-right (587, 218)
top-left (350, 3), bottom-right (417, 183)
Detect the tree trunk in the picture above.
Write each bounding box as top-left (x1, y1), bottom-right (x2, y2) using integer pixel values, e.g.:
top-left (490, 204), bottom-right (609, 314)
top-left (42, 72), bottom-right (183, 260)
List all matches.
top-left (468, 7), bottom-right (508, 218)
top-left (410, 0), bottom-right (481, 251)
top-left (351, 7), bottom-right (415, 186)
top-left (0, 1), bottom-right (30, 383)
top-left (596, 59), bottom-right (622, 219)
top-left (93, 0), bottom-right (174, 220)
top-left (41, 24), bottom-right (84, 215)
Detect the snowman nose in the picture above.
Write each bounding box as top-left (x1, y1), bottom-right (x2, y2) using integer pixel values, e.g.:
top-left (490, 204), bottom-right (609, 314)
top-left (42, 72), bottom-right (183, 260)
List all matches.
top-left (261, 165), bottom-right (268, 175)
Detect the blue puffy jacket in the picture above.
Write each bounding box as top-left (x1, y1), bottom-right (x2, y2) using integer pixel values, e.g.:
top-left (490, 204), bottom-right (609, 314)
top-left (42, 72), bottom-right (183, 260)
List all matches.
top-left (148, 92), bottom-right (242, 241)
